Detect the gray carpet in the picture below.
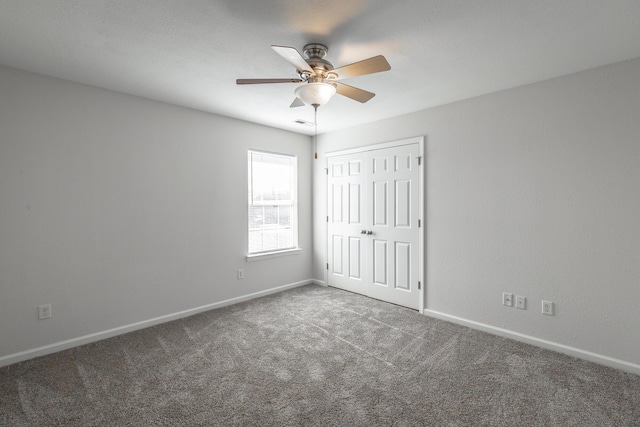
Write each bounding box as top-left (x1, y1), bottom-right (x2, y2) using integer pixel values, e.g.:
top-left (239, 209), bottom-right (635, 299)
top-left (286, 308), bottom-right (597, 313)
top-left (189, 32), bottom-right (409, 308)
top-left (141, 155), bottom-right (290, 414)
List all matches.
top-left (1, 284), bottom-right (639, 426)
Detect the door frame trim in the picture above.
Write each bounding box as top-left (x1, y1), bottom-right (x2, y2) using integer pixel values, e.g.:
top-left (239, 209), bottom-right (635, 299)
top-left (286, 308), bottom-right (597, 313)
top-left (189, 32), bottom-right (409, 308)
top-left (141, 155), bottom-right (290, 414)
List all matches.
top-left (325, 136), bottom-right (425, 312)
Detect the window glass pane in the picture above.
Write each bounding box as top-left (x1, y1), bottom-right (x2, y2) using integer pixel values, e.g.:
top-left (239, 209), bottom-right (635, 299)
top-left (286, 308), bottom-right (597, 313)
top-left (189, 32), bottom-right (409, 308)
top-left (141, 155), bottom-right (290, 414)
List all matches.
top-left (248, 229), bottom-right (264, 253)
top-left (248, 150), bottom-right (297, 254)
top-left (278, 205), bottom-right (291, 227)
top-left (263, 206), bottom-right (278, 226)
top-left (250, 152), bottom-right (293, 203)
top-left (248, 205), bottom-right (264, 230)
top-left (276, 227), bottom-right (293, 249)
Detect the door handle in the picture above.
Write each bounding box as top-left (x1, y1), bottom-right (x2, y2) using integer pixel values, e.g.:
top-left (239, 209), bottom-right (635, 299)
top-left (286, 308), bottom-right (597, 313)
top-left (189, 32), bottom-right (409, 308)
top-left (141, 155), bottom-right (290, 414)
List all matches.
top-left (366, 230), bottom-right (373, 235)
top-left (361, 230), bottom-right (367, 234)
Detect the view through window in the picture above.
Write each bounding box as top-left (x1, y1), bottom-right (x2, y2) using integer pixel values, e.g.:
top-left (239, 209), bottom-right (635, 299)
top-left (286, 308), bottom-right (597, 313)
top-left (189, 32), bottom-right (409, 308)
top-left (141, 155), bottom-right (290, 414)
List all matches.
top-left (248, 150), bottom-right (298, 254)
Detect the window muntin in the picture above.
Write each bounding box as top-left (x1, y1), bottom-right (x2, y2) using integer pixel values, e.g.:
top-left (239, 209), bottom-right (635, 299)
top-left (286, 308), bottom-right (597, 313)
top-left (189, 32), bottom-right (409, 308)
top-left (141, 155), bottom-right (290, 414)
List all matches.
top-left (248, 150), bottom-right (298, 254)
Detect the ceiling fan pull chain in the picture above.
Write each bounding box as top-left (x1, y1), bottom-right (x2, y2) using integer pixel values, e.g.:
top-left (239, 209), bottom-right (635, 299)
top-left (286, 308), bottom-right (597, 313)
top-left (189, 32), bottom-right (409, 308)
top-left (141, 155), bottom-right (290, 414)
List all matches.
top-left (314, 105), bottom-right (318, 159)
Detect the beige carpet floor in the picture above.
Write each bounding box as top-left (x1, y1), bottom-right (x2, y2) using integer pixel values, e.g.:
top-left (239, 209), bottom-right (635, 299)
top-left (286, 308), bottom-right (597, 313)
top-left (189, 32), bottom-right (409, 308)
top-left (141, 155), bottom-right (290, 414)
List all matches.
top-left (1, 284), bottom-right (639, 426)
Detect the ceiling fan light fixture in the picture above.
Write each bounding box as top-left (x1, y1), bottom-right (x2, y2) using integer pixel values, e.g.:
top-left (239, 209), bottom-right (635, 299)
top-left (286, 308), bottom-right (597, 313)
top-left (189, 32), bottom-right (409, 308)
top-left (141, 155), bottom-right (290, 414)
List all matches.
top-left (295, 82), bottom-right (336, 106)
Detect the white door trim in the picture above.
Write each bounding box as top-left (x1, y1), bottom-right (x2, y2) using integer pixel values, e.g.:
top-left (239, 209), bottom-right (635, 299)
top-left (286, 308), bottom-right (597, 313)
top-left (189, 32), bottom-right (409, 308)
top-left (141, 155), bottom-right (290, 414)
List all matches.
top-left (325, 136), bottom-right (423, 158)
top-left (325, 136), bottom-right (425, 312)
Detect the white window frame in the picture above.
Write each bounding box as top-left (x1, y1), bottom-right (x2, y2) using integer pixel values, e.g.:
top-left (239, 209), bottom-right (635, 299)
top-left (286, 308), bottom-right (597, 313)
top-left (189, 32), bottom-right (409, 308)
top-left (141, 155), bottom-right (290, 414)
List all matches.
top-left (246, 149), bottom-right (300, 260)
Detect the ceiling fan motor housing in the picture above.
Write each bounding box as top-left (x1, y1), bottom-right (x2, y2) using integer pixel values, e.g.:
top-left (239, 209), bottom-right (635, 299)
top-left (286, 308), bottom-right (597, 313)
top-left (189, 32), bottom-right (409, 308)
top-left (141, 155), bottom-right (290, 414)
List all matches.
top-left (300, 43), bottom-right (336, 82)
top-left (303, 43), bottom-right (329, 59)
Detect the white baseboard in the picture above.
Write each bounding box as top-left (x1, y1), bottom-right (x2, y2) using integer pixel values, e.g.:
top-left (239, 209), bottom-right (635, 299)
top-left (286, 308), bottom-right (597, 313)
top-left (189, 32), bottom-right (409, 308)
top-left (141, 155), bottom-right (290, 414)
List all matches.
top-left (423, 309), bottom-right (640, 376)
top-left (0, 280), bottom-right (313, 368)
top-left (311, 279), bottom-right (326, 286)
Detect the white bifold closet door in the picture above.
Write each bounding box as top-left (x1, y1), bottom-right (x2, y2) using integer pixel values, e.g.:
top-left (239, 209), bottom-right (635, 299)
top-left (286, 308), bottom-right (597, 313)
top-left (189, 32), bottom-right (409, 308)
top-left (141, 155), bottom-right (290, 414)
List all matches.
top-left (327, 142), bottom-right (421, 310)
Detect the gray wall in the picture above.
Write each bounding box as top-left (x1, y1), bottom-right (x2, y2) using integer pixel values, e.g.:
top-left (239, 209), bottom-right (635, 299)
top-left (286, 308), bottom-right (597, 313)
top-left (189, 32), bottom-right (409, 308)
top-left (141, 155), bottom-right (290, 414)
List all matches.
top-left (313, 58), bottom-right (640, 370)
top-left (0, 65), bottom-right (313, 361)
top-left (2, 56), bottom-right (639, 373)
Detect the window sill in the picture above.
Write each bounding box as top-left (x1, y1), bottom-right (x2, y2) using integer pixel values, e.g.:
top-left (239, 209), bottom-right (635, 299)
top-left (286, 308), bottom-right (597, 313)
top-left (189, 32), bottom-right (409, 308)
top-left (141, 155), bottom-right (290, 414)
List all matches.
top-left (246, 248), bottom-right (302, 262)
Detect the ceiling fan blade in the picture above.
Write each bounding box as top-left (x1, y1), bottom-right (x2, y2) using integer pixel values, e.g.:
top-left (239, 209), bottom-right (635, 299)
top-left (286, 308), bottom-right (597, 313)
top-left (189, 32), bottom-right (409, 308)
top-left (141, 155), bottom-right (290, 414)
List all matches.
top-left (236, 78), bottom-right (304, 85)
top-left (333, 55), bottom-right (391, 80)
top-left (271, 45), bottom-right (314, 74)
top-left (290, 97), bottom-right (305, 108)
top-left (335, 82), bottom-right (375, 103)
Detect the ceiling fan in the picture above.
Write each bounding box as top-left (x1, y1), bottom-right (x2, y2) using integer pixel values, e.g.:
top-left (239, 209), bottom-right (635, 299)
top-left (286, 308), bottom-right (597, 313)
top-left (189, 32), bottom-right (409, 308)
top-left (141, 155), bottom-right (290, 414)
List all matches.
top-left (236, 43), bottom-right (391, 108)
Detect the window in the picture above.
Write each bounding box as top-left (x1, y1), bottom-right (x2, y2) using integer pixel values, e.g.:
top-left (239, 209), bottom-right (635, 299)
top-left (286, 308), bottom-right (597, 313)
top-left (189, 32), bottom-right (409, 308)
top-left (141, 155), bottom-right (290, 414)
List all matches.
top-left (248, 150), bottom-right (298, 255)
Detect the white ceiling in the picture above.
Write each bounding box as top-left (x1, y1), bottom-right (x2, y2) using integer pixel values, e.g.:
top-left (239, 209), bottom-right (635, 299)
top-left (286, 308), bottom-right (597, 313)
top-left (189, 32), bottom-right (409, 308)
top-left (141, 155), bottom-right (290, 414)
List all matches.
top-left (1, 1), bottom-right (640, 135)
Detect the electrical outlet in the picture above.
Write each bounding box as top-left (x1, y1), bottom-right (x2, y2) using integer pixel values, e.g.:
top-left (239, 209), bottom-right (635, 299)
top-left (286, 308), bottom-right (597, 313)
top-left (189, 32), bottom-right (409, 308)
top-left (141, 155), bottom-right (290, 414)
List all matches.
top-left (542, 300), bottom-right (554, 316)
top-left (502, 292), bottom-right (513, 307)
top-left (516, 295), bottom-right (526, 310)
top-left (237, 269), bottom-right (244, 280)
top-left (38, 304), bottom-right (51, 320)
